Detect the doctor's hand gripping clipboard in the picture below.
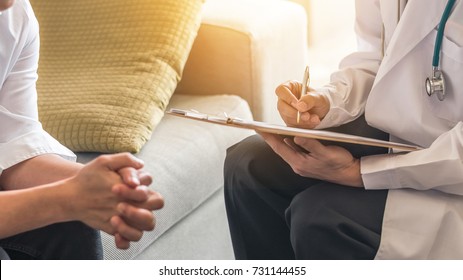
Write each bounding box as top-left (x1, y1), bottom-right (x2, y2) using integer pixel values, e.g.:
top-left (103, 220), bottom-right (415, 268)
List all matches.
top-left (167, 108), bottom-right (422, 152)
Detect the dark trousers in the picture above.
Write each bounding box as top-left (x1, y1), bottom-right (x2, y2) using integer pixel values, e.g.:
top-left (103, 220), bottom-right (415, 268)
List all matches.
top-left (224, 116), bottom-right (390, 260)
top-left (0, 221), bottom-right (103, 260)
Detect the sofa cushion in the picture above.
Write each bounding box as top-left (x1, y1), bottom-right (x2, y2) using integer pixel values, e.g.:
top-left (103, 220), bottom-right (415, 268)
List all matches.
top-left (31, 0), bottom-right (203, 153)
top-left (76, 94), bottom-right (254, 259)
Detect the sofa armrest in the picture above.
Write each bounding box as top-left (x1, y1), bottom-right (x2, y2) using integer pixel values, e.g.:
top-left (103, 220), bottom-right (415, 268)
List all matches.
top-left (174, 0), bottom-right (308, 123)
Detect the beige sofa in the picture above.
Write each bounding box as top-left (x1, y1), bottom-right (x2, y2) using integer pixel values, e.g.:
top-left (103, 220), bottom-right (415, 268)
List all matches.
top-left (76, 0), bottom-right (308, 259)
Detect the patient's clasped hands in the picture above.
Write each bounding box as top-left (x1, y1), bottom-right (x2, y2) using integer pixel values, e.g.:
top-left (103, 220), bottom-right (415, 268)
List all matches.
top-left (65, 153), bottom-right (164, 249)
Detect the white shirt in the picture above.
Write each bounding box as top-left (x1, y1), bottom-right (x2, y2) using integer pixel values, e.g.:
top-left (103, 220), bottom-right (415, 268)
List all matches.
top-left (317, 0), bottom-right (463, 258)
top-left (0, 0), bottom-right (75, 176)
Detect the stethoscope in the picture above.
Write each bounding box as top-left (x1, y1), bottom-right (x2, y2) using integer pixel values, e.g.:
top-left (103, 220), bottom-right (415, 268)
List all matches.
top-left (425, 0), bottom-right (456, 101)
top-left (382, 0), bottom-right (457, 101)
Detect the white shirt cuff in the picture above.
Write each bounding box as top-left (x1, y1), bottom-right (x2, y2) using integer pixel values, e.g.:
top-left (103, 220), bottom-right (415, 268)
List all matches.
top-left (0, 130), bottom-right (76, 174)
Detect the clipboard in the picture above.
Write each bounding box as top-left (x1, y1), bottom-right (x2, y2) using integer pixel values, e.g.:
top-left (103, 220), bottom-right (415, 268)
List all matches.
top-left (167, 108), bottom-right (422, 152)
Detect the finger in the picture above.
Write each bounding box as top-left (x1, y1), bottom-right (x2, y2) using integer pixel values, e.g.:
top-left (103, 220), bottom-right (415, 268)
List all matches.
top-left (259, 132), bottom-right (300, 163)
top-left (117, 202), bottom-right (156, 231)
top-left (275, 81), bottom-right (300, 105)
top-left (300, 92), bottom-right (331, 122)
top-left (118, 167), bottom-right (140, 188)
top-left (98, 153), bottom-right (144, 171)
top-left (112, 184), bottom-right (149, 203)
top-left (293, 137), bottom-right (326, 157)
top-left (99, 223), bottom-right (116, 236)
top-left (114, 233), bottom-right (130, 250)
top-left (296, 93), bottom-right (317, 112)
top-left (277, 99), bottom-right (298, 122)
top-left (309, 114), bottom-right (321, 125)
top-left (137, 190), bottom-right (165, 211)
top-left (137, 170), bottom-right (153, 186)
top-left (299, 112), bottom-right (321, 126)
top-left (118, 189), bottom-right (164, 211)
top-left (283, 137), bottom-right (307, 153)
top-left (110, 215), bottom-right (144, 242)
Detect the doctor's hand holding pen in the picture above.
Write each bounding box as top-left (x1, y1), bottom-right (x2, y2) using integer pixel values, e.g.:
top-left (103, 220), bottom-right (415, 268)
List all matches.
top-left (257, 69), bottom-right (364, 188)
top-left (275, 69), bottom-right (330, 129)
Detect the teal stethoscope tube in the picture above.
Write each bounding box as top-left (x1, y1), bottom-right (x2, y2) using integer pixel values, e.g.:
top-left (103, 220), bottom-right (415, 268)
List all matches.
top-left (426, 0), bottom-right (457, 101)
top-left (433, 0), bottom-right (456, 67)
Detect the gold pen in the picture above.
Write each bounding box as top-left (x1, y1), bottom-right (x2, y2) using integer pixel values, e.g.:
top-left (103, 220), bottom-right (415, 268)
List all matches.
top-left (297, 66), bottom-right (310, 124)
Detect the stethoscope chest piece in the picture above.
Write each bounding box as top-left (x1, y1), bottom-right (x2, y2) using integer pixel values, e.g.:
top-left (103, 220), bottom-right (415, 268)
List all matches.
top-left (424, 0), bottom-right (456, 102)
top-left (426, 67), bottom-right (446, 101)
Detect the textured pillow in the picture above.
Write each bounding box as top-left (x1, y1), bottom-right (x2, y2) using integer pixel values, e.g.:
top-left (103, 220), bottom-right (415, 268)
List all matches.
top-left (31, 0), bottom-right (203, 153)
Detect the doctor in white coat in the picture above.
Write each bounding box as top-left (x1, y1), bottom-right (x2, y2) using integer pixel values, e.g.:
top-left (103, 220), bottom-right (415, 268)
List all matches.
top-left (224, 0), bottom-right (463, 259)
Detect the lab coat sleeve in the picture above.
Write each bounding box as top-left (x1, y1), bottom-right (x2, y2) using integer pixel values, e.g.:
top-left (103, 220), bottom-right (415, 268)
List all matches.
top-left (362, 122), bottom-right (463, 196)
top-left (316, 0), bottom-right (383, 129)
top-left (0, 3), bottom-right (75, 175)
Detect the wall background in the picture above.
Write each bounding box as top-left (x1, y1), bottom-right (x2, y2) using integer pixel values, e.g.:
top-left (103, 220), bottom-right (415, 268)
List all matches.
top-left (289, 0), bottom-right (357, 86)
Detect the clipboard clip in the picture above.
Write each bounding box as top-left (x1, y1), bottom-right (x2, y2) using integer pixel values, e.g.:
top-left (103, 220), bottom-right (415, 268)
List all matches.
top-left (167, 108), bottom-right (242, 124)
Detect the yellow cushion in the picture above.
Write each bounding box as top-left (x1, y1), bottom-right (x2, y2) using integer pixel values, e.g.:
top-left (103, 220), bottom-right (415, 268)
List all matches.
top-left (31, 0), bottom-right (203, 153)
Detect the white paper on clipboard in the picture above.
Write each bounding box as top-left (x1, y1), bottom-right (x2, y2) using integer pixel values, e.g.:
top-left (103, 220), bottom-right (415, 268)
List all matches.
top-left (167, 108), bottom-right (422, 152)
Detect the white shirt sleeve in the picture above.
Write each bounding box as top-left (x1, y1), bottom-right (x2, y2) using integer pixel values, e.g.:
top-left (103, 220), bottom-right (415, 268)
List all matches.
top-left (362, 123), bottom-right (463, 196)
top-left (0, 0), bottom-right (75, 175)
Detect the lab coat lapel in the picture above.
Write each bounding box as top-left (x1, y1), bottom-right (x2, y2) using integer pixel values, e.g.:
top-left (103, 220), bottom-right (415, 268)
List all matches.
top-left (373, 0), bottom-right (446, 87)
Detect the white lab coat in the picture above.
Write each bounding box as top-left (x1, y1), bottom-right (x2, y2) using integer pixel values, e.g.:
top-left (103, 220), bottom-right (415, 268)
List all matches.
top-left (317, 0), bottom-right (463, 259)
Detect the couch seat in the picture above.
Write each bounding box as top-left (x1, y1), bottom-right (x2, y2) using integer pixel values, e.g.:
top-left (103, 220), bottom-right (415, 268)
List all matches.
top-left (76, 94), bottom-right (253, 259)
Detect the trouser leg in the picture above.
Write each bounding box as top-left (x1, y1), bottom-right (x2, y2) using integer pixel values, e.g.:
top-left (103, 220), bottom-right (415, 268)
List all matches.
top-left (224, 134), bottom-right (322, 259)
top-left (0, 221), bottom-right (103, 260)
top-left (286, 183), bottom-right (388, 259)
top-left (224, 115), bottom-right (389, 259)
top-left (0, 246), bottom-right (10, 260)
